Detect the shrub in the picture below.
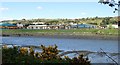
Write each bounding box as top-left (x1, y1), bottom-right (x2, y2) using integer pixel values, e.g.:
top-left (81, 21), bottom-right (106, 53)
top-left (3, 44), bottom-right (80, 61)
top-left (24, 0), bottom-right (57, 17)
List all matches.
top-left (2, 44), bottom-right (91, 65)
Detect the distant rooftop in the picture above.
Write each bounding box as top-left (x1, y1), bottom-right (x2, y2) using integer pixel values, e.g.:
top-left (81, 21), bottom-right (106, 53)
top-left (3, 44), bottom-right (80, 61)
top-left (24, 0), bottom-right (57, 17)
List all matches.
top-left (0, 23), bottom-right (17, 26)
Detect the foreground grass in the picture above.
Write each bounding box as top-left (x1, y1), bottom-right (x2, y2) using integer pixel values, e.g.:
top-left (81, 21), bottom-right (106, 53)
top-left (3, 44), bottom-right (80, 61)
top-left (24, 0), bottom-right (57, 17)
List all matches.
top-left (1, 29), bottom-right (118, 36)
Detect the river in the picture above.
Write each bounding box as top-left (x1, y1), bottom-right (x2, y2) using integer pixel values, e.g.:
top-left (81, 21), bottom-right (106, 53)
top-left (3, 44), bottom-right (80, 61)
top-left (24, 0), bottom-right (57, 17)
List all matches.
top-left (1, 36), bottom-right (119, 63)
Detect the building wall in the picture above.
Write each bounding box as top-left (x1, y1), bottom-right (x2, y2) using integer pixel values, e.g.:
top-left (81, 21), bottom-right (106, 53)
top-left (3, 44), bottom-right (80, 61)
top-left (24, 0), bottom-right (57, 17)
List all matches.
top-left (27, 25), bottom-right (70, 29)
top-left (71, 24), bottom-right (96, 28)
top-left (107, 25), bottom-right (118, 28)
top-left (0, 23), bottom-right (18, 29)
top-left (27, 25), bottom-right (48, 29)
top-left (17, 23), bottom-right (23, 29)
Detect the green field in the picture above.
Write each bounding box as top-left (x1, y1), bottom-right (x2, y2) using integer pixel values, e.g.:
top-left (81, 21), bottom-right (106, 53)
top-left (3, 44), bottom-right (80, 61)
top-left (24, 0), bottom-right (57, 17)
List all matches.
top-left (1, 29), bottom-right (118, 36)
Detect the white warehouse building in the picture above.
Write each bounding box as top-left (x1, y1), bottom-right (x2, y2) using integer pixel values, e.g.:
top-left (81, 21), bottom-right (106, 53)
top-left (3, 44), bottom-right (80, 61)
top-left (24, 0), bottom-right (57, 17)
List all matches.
top-left (27, 25), bottom-right (48, 29)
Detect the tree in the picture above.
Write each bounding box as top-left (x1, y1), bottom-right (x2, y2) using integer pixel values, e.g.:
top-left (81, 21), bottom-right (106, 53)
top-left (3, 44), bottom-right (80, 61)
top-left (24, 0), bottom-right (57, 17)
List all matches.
top-left (46, 20), bottom-right (59, 25)
top-left (98, 0), bottom-right (120, 13)
top-left (22, 19), bottom-right (26, 21)
top-left (98, 0), bottom-right (120, 26)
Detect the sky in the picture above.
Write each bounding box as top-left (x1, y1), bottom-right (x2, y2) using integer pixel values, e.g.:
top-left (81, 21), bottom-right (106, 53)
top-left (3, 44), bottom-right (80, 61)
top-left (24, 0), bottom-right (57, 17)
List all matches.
top-left (0, 0), bottom-right (118, 2)
top-left (0, 1), bottom-right (118, 21)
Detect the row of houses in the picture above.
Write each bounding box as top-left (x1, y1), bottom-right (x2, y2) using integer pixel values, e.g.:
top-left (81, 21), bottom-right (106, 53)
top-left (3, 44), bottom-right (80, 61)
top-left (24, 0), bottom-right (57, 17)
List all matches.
top-left (0, 22), bottom-right (118, 29)
top-left (0, 23), bottom-right (70, 29)
top-left (27, 25), bottom-right (71, 29)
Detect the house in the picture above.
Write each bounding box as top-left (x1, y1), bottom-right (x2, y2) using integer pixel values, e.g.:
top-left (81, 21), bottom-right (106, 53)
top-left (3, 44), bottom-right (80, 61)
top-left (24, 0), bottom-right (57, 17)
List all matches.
top-left (32, 22), bottom-right (45, 25)
top-left (71, 24), bottom-right (96, 28)
top-left (17, 23), bottom-right (24, 29)
top-left (112, 24), bottom-right (118, 28)
top-left (0, 23), bottom-right (18, 29)
top-left (27, 25), bottom-right (47, 29)
top-left (27, 24), bottom-right (71, 30)
top-left (107, 24), bottom-right (118, 29)
top-left (47, 25), bottom-right (60, 29)
top-left (100, 25), bottom-right (107, 29)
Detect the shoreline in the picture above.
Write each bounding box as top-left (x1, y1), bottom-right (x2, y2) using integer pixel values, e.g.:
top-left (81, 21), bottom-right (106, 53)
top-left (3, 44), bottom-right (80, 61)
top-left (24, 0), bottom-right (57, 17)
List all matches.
top-left (1, 33), bottom-right (118, 40)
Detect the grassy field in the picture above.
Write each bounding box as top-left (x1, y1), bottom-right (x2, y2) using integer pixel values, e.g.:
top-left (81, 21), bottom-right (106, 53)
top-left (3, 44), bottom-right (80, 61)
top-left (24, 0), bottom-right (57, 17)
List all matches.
top-left (1, 29), bottom-right (118, 36)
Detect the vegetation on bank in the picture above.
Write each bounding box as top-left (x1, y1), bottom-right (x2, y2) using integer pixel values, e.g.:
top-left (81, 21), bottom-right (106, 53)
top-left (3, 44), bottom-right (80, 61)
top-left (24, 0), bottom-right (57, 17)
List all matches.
top-left (2, 45), bottom-right (90, 65)
top-left (1, 29), bottom-right (118, 36)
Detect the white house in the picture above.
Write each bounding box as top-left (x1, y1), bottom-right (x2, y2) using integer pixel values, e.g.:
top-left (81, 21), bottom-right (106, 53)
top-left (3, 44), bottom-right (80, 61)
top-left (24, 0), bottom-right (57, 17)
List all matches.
top-left (27, 25), bottom-right (47, 29)
top-left (17, 23), bottom-right (23, 28)
top-left (27, 24), bottom-right (71, 30)
top-left (32, 22), bottom-right (45, 25)
top-left (107, 24), bottom-right (118, 29)
top-left (112, 24), bottom-right (118, 28)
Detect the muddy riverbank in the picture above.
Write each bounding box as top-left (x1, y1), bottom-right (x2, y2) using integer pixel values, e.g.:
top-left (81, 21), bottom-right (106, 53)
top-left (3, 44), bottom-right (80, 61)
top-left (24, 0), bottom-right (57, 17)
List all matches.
top-left (1, 33), bottom-right (118, 40)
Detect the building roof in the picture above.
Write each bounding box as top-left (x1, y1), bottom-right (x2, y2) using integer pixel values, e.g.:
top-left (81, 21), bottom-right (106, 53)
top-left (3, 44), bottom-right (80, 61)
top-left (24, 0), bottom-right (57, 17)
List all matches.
top-left (71, 24), bottom-right (96, 28)
top-left (0, 23), bottom-right (17, 26)
top-left (28, 25), bottom-right (47, 27)
top-left (28, 25), bottom-right (61, 27)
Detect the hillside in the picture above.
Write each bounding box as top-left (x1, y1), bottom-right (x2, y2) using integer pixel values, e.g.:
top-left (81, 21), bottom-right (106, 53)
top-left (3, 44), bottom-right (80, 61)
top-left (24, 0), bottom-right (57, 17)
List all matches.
top-left (1, 16), bottom-right (118, 26)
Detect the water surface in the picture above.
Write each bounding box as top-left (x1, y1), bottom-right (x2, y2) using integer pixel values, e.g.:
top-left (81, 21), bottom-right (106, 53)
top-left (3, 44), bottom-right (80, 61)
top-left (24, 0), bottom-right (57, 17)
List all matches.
top-left (1, 36), bottom-right (119, 63)
top-left (1, 36), bottom-right (118, 53)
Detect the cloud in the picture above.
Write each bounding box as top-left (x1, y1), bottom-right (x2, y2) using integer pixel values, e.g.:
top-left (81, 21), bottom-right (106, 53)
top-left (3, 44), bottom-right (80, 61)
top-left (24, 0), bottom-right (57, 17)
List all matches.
top-left (81, 12), bottom-right (87, 15)
top-left (0, 7), bottom-right (9, 11)
top-left (0, 17), bottom-right (14, 21)
top-left (37, 6), bottom-right (43, 10)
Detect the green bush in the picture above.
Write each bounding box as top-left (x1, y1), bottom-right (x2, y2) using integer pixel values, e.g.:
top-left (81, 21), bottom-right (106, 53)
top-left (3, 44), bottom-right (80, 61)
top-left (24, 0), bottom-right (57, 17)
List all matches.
top-left (2, 44), bottom-right (91, 65)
